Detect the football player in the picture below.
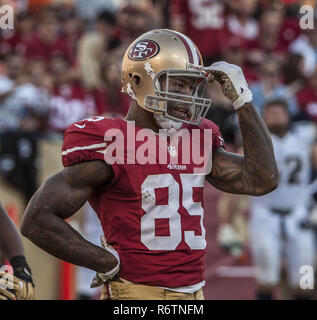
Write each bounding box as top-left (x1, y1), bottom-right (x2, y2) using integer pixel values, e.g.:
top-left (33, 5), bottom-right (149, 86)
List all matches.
top-left (249, 99), bottom-right (317, 300)
top-left (0, 203), bottom-right (35, 300)
top-left (218, 99), bottom-right (317, 300)
top-left (21, 29), bottom-right (278, 300)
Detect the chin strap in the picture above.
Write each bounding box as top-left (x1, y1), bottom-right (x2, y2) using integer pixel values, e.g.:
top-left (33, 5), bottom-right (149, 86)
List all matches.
top-left (154, 114), bottom-right (182, 130)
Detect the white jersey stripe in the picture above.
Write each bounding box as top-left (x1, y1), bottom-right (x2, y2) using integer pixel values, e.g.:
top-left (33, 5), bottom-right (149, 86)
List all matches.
top-left (181, 33), bottom-right (199, 65)
top-left (62, 143), bottom-right (107, 156)
top-left (170, 30), bottom-right (200, 65)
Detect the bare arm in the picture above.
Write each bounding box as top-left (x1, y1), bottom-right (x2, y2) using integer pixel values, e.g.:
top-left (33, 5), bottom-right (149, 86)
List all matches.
top-left (0, 203), bottom-right (25, 260)
top-left (207, 103), bottom-right (278, 196)
top-left (21, 160), bottom-right (117, 274)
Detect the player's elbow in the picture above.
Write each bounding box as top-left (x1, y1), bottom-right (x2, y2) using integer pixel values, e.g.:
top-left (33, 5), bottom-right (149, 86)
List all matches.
top-left (20, 214), bottom-right (32, 238)
top-left (254, 184), bottom-right (277, 196)
top-left (21, 209), bottom-right (38, 240)
top-left (254, 173), bottom-right (279, 196)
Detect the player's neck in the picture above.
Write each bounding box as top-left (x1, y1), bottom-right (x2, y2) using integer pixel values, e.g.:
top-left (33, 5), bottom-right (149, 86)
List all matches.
top-left (125, 101), bottom-right (160, 133)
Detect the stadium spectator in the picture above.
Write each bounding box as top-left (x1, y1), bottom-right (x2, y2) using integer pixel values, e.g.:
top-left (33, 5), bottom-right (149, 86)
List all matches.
top-left (0, 53), bottom-right (49, 133)
top-left (60, 11), bottom-right (84, 60)
top-left (282, 53), bottom-right (307, 105)
top-left (24, 10), bottom-right (73, 64)
top-left (225, 0), bottom-right (259, 43)
top-left (26, 59), bottom-right (48, 89)
top-left (0, 12), bottom-right (34, 57)
top-left (297, 67), bottom-right (317, 123)
top-left (94, 10), bottom-right (120, 51)
top-left (93, 56), bottom-right (130, 117)
top-left (77, 10), bottom-right (119, 90)
top-left (290, 22), bottom-right (317, 77)
top-left (77, 31), bottom-right (105, 90)
top-left (47, 54), bottom-right (96, 133)
top-left (0, 51), bottom-right (48, 202)
top-left (245, 9), bottom-right (288, 66)
top-left (250, 59), bottom-right (299, 115)
top-left (117, 2), bottom-right (160, 46)
top-left (169, 0), bottom-right (226, 64)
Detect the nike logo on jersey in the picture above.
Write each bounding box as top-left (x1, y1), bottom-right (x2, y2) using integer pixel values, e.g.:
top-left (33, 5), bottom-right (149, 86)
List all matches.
top-left (74, 123), bottom-right (86, 129)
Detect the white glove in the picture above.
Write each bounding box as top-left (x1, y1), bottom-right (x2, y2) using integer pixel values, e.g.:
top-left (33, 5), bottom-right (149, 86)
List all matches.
top-left (206, 61), bottom-right (253, 110)
top-left (217, 223), bottom-right (244, 258)
top-left (90, 235), bottom-right (120, 288)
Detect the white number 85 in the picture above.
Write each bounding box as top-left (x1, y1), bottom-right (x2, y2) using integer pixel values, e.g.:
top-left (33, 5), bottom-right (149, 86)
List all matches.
top-left (141, 173), bottom-right (206, 251)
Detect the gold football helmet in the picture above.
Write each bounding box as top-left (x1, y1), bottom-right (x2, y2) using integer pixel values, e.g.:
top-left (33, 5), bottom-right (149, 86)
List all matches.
top-left (121, 29), bottom-right (211, 125)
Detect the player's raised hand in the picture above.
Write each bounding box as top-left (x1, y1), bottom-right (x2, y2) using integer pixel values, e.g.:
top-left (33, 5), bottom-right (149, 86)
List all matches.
top-left (90, 235), bottom-right (120, 288)
top-left (205, 61), bottom-right (253, 110)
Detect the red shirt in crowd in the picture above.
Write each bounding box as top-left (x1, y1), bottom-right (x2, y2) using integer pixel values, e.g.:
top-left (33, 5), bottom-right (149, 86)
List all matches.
top-left (245, 17), bottom-right (300, 56)
top-left (48, 82), bottom-right (97, 133)
top-left (24, 33), bottom-right (73, 64)
top-left (297, 87), bottom-right (317, 123)
top-left (0, 30), bottom-right (29, 55)
top-left (170, 0), bottom-right (226, 60)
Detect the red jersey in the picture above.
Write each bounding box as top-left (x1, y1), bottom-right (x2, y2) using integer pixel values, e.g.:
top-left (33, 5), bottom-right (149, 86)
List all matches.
top-left (62, 116), bottom-right (225, 287)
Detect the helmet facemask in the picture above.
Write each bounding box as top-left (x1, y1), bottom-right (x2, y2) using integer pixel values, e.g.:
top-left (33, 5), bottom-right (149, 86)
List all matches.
top-left (144, 69), bottom-right (211, 126)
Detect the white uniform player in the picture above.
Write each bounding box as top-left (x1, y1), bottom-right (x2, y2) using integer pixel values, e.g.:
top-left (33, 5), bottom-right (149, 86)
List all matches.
top-left (249, 117), bottom-right (317, 293)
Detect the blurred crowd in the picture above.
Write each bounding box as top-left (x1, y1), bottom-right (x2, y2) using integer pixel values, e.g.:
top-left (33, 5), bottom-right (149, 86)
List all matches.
top-left (1, 0), bottom-right (317, 140)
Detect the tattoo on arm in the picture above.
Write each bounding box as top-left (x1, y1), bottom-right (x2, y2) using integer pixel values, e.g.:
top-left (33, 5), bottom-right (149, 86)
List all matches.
top-left (21, 161), bottom-right (117, 273)
top-left (207, 103), bottom-right (278, 195)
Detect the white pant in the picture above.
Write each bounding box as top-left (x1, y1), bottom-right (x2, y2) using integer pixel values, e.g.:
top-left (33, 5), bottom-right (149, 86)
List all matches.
top-left (249, 205), bottom-right (316, 287)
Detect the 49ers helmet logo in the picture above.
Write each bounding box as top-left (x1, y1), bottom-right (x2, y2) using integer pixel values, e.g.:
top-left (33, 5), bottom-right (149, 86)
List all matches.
top-left (129, 40), bottom-right (160, 61)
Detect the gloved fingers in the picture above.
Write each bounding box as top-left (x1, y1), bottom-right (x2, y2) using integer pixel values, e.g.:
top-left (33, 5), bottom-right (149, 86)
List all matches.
top-left (100, 234), bottom-right (107, 249)
top-left (0, 287), bottom-right (16, 300)
top-left (100, 234), bottom-right (120, 263)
